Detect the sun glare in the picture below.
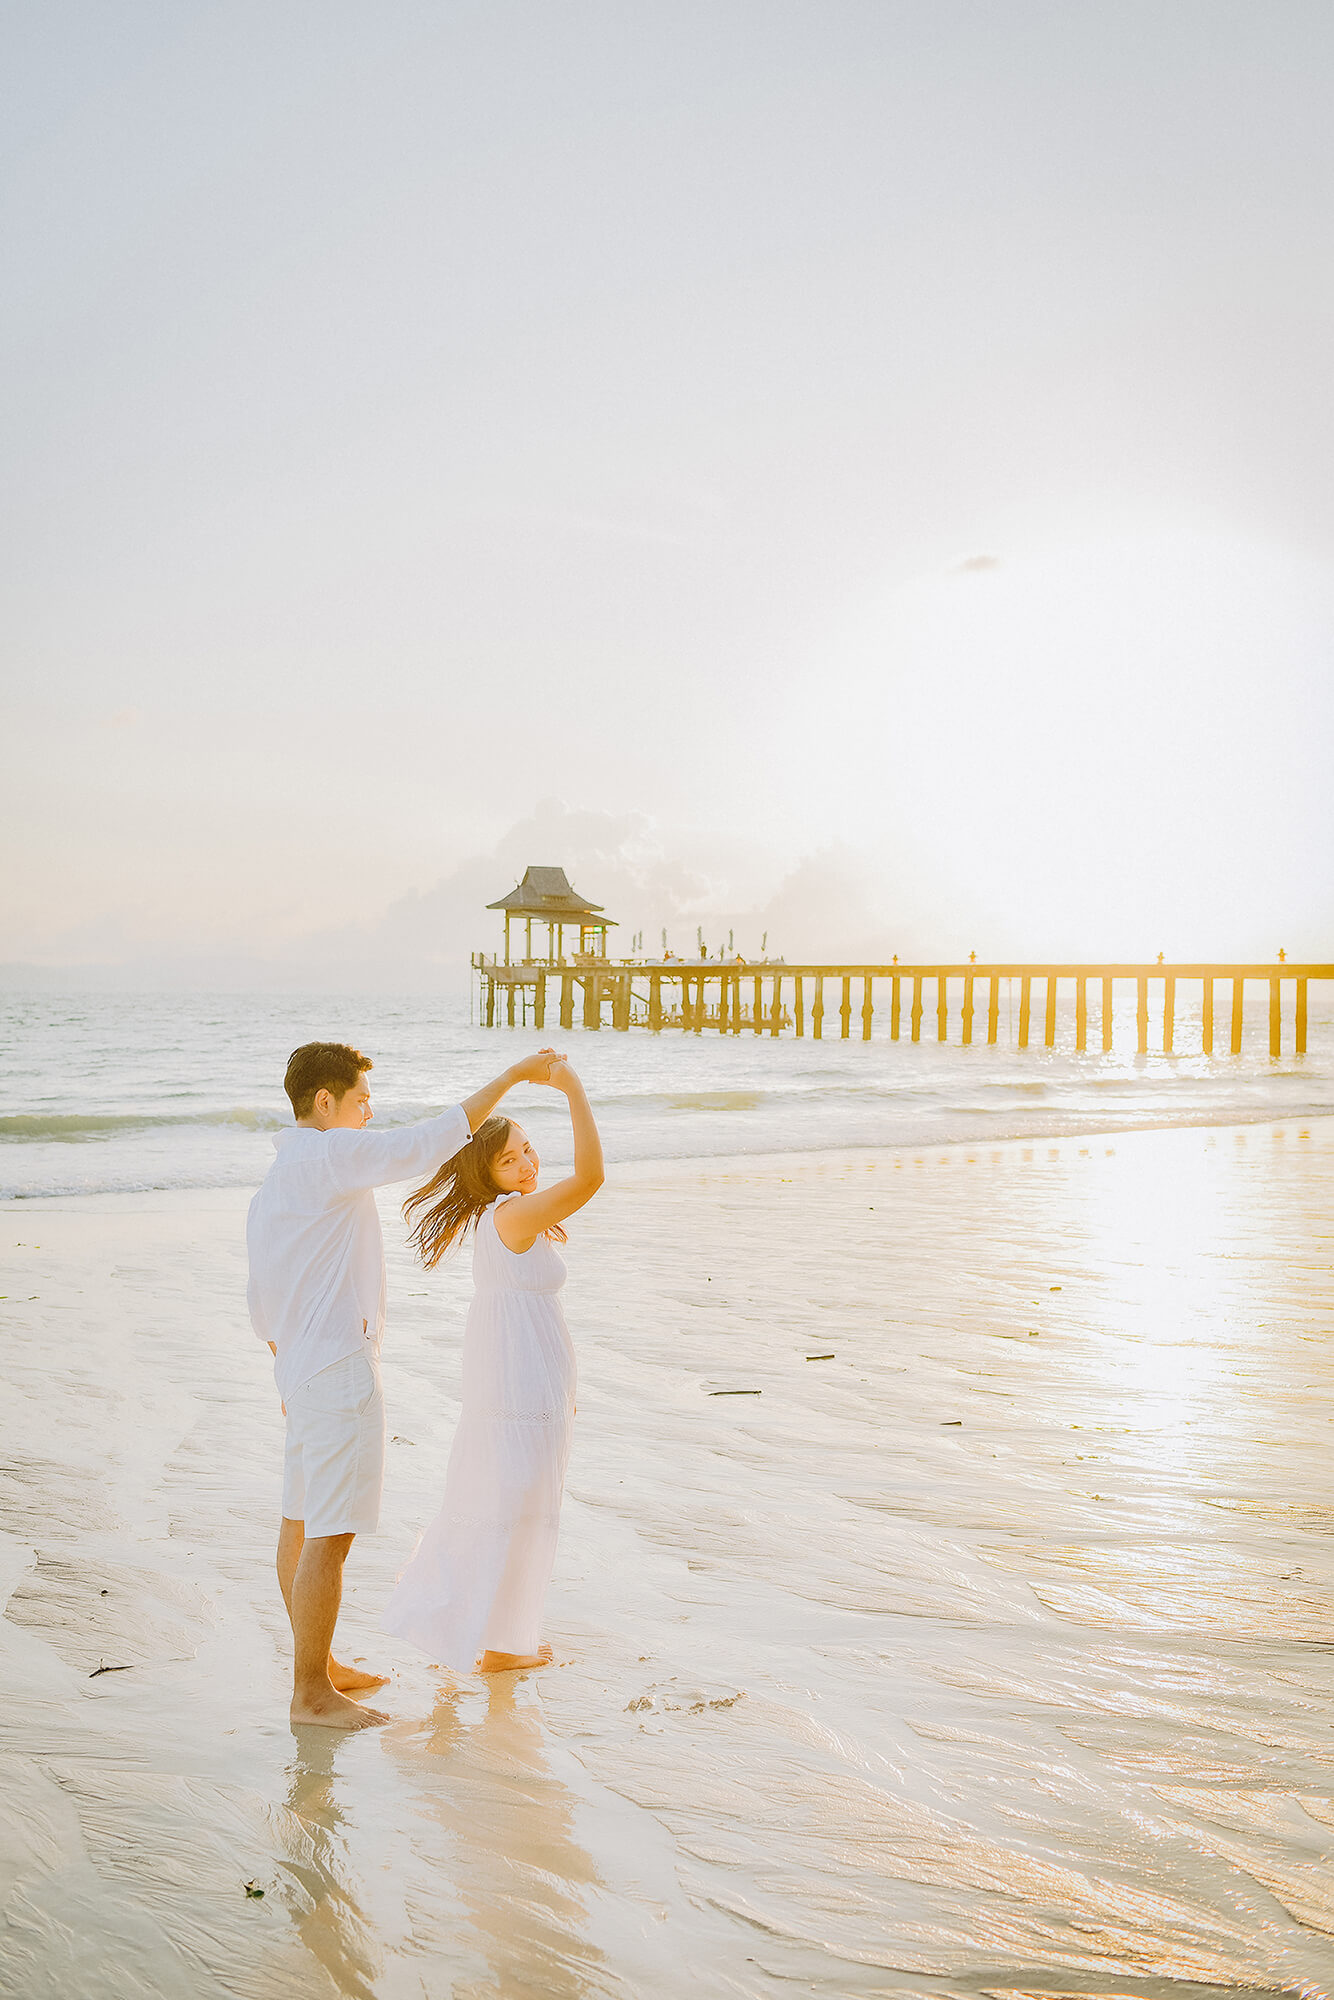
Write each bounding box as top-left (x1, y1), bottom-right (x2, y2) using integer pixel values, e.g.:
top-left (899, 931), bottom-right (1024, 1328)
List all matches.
top-left (788, 526), bottom-right (1334, 955)
top-left (1074, 1131), bottom-right (1237, 1445)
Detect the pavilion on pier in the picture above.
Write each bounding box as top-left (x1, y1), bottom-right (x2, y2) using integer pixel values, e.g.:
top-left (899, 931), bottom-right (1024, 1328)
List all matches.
top-left (486, 866), bottom-right (616, 964)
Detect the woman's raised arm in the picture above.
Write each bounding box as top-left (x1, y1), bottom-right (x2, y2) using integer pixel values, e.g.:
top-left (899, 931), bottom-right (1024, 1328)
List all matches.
top-left (493, 1068), bottom-right (604, 1253)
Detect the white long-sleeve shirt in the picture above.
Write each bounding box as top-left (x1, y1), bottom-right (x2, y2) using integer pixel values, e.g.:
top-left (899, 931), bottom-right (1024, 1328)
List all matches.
top-left (246, 1106), bottom-right (471, 1402)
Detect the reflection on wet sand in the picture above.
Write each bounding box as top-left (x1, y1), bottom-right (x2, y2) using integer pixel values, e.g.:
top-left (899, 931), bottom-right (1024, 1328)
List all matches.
top-left (276, 1680), bottom-right (606, 1998)
top-left (402, 1677), bottom-right (604, 1999)
top-left (281, 1731), bottom-right (380, 2000)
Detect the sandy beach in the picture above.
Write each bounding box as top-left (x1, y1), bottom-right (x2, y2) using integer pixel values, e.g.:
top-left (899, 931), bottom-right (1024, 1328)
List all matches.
top-left (5, 1117), bottom-right (1334, 1997)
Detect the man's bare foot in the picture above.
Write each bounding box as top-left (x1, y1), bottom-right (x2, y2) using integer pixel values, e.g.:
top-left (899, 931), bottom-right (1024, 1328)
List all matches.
top-left (329, 1656), bottom-right (389, 1694)
top-left (291, 1683), bottom-right (390, 1730)
top-left (477, 1644), bottom-right (554, 1674)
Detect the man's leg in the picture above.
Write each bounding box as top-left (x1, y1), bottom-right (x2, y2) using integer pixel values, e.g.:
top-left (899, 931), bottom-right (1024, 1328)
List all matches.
top-left (289, 1531), bottom-right (388, 1730)
top-left (277, 1515), bottom-right (304, 1616)
top-left (277, 1517), bottom-right (385, 1695)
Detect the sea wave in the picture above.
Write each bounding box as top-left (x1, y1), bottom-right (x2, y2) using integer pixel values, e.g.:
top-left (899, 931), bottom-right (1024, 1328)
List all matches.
top-left (0, 1084), bottom-right (970, 1141)
top-left (664, 1090), bottom-right (767, 1111)
top-left (4, 1067), bottom-right (1331, 1144)
top-left (561, 1082), bottom-right (959, 1113)
top-left (0, 1106), bottom-right (288, 1141)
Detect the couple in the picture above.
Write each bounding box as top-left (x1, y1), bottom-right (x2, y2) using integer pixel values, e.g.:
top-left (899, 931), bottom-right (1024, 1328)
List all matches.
top-left (246, 1039), bottom-right (604, 1730)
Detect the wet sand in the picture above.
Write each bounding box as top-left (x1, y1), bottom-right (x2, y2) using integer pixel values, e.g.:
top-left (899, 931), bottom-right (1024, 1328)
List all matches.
top-left (3, 1119), bottom-right (1334, 1997)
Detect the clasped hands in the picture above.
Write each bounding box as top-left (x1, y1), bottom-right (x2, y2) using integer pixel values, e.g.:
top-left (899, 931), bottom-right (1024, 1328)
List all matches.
top-left (511, 1047), bottom-right (573, 1088)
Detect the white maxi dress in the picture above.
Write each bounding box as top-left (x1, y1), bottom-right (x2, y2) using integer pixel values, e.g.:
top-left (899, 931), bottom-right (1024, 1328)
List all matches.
top-left (383, 1193), bottom-right (575, 1671)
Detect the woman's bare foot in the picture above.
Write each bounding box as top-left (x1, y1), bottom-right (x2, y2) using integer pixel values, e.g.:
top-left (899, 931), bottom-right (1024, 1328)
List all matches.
top-left (291, 1683), bottom-right (390, 1730)
top-left (329, 1656), bottom-right (389, 1694)
top-left (476, 1644), bottom-right (553, 1674)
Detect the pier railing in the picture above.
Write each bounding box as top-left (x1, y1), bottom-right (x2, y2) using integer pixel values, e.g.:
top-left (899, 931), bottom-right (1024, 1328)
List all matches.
top-left (471, 956), bottom-right (1332, 1055)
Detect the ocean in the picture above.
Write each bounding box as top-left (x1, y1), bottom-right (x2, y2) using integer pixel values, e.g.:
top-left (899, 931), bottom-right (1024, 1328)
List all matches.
top-left (3, 984), bottom-right (1332, 1199)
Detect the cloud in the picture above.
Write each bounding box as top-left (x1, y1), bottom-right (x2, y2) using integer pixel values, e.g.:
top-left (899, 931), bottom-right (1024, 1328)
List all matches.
top-left (266, 807), bottom-right (939, 986)
top-left (295, 801), bottom-right (723, 986)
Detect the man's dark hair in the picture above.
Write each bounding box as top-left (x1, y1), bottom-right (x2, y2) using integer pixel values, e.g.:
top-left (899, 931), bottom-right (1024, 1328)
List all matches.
top-left (284, 1042), bottom-right (373, 1120)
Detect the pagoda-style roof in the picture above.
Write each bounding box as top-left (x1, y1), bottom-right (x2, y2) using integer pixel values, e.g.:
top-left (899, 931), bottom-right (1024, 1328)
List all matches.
top-left (487, 866), bottom-right (615, 924)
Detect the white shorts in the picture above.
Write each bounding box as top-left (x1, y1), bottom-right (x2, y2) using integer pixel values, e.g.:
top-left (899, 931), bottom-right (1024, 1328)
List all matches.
top-left (282, 1351), bottom-right (385, 1538)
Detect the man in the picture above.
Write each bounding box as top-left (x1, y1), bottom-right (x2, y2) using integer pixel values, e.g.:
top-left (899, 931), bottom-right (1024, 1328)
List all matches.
top-left (247, 1039), bottom-right (564, 1730)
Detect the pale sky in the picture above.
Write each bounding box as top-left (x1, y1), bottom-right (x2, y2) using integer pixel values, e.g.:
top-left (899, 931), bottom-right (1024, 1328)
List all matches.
top-left (4, 1), bottom-right (1333, 976)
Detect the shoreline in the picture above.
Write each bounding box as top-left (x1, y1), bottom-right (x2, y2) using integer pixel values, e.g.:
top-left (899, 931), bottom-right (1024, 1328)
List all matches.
top-left (6, 1100), bottom-right (1334, 1212)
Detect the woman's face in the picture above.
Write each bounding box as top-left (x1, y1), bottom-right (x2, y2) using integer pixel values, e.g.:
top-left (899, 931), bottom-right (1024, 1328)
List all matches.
top-left (489, 1122), bottom-right (540, 1194)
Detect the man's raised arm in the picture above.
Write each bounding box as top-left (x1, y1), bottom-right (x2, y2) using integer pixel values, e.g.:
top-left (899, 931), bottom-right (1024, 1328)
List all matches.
top-left (326, 1050), bottom-right (567, 1193)
top-left (460, 1048), bottom-right (565, 1134)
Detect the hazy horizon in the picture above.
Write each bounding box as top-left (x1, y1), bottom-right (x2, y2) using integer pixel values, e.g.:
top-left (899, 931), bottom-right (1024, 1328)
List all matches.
top-left (5, 2), bottom-right (1334, 984)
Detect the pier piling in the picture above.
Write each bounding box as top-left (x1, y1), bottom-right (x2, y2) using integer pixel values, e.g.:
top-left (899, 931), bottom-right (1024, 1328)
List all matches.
top-left (1163, 975), bottom-right (1175, 1055)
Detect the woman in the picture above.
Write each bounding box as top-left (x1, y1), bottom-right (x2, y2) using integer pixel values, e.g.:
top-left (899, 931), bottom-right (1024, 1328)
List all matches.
top-left (383, 1058), bottom-right (604, 1673)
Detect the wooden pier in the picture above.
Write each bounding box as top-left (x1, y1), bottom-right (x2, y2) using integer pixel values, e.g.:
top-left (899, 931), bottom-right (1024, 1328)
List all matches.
top-left (472, 957), bottom-right (1332, 1056)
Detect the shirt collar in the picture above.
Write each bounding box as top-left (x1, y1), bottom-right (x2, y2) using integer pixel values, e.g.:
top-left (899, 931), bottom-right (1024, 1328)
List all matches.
top-left (273, 1125), bottom-right (323, 1153)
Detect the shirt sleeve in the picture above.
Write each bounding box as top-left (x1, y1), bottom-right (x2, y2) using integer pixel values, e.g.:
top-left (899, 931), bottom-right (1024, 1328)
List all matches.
top-left (324, 1105), bottom-right (473, 1195)
top-left (247, 1268), bottom-right (270, 1342)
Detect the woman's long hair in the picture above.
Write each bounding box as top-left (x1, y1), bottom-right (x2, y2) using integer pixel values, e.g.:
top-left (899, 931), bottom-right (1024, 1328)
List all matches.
top-left (403, 1114), bottom-right (513, 1267)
